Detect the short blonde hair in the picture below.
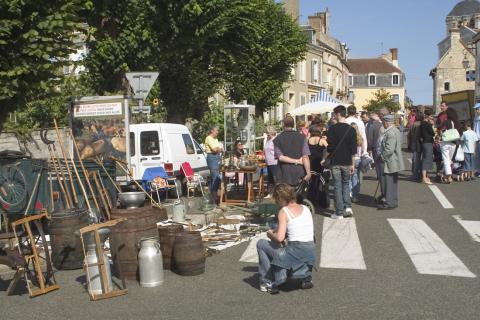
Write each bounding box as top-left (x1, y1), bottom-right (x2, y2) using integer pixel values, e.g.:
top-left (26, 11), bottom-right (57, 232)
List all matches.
top-left (265, 126), bottom-right (277, 135)
top-left (272, 183), bottom-right (296, 206)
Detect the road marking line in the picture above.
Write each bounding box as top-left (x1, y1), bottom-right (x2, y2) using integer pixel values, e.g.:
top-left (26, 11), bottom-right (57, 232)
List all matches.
top-left (428, 185), bottom-right (454, 209)
top-left (453, 215), bottom-right (480, 243)
top-left (320, 217), bottom-right (367, 270)
top-left (388, 219), bottom-right (475, 278)
top-left (239, 232), bottom-right (268, 263)
top-left (407, 158), bottom-right (412, 164)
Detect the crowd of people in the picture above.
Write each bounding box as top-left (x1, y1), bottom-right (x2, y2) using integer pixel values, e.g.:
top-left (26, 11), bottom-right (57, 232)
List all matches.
top-left (407, 101), bottom-right (480, 184)
top-left (204, 102), bottom-right (480, 294)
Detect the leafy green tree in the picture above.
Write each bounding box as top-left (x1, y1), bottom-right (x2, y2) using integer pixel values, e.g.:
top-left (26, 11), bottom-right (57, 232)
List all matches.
top-left (364, 89), bottom-right (401, 113)
top-left (0, 0), bottom-right (91, 132)
top-left (191, 103), bottom-right (224, 142)
top-left (224, 0), bottom-right (307, 116)
top-left (85, 0), bottom-right (306, 123)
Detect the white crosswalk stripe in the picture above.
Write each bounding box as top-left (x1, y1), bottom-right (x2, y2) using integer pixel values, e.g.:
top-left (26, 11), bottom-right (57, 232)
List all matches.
top-left (428, 185), bottom-right (454, 209)
top-left (239, 217), bottom-right (477, 279)
top-left (453, 215), bottom-right (480, 243)
top-left (389, 219), bottom-right (475, 278)
top-left (319, 218), bottom-right (367, 270)
top-left (238, 232), bottom-right (268, 263)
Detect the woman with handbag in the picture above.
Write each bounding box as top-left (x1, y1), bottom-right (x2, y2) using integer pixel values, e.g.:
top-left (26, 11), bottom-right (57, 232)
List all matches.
top-left (438, 108), bottom-right (460, 183)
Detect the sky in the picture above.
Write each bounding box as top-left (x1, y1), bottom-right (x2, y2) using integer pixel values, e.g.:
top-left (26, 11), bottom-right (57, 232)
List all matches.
top-left (299, 0), bottom-right (465, 105)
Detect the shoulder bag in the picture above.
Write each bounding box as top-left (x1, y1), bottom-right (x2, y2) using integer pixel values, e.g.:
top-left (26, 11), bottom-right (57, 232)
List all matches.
top-left (441, 121), bottom-right (460, 142)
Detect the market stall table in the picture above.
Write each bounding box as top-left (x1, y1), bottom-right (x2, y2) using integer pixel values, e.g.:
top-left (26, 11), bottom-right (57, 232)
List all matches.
top-left (219, 163), bottom-right (266, 206)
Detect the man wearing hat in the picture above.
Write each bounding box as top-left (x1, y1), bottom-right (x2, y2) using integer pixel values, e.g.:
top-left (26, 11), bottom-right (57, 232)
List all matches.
top-left (474, 103), bottom-right (480, 175)
top-left (377, 114), bottom-right (404, 210)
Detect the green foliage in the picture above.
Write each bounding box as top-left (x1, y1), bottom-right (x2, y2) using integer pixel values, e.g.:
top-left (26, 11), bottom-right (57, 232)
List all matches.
top-left (0, 0), bottom-right (91, 131)
top-left (85, 0), bottom-right (306, 123)
top-left (224, 0), bottom-right (307, 115)
top-left (4, 75), bottom-right (95, 132)
top-left (364, 89), bottom-right (401, 113)
top-left (191, 103), bottom-right (224, 142)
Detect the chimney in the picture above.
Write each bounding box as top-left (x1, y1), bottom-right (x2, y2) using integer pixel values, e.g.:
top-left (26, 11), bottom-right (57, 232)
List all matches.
top-left (284, 0), bottom-right (299, 22)
top-left (308, 13), bottom-right (322, 33)
top-left (390, 48), bottom-right (398, 67)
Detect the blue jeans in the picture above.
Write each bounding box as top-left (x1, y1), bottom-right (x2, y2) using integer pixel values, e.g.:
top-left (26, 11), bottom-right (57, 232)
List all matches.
top-left (332, 165), bottom-right (352, 216)
top-left (411, 151), bottom-right (421, 180)
top-left (256, 239), bottom-right (287, 286)
top-left (349, 159), bottom-right (361, 198)
top-left (206, 153), bottom-right (221, 193)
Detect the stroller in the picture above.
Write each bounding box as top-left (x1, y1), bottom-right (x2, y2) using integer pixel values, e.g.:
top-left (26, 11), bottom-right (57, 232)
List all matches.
top-left (295, 170), bottom-right (331, 214)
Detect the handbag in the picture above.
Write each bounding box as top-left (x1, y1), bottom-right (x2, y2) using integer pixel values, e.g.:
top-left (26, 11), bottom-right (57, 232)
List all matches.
top-left (441, 121), bottom-right (460, 142)
top-left (453, 144), bottom-right (465, 162)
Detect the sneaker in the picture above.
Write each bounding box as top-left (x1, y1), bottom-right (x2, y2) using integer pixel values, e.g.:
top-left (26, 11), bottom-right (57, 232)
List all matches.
top-left (264, 194), bottom-right (272, 199)
top-left (259, 281), bottom-right (271, 292)
top-left (331, 214), bottom-right (344, 220)
top-left (268, 286), bottom-right (280, 294)
top-left (300, 278), bottom-right (314, 290)
top-left (344, 208), bottom-right (353, 217)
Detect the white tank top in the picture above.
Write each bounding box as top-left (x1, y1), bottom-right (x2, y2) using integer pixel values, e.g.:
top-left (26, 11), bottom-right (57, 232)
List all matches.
top-left (283, 205), bottom-right (314, 242)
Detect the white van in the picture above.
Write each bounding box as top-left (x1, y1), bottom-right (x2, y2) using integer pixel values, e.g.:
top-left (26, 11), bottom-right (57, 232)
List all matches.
top-left (129, 123), bottom-right (209, 183)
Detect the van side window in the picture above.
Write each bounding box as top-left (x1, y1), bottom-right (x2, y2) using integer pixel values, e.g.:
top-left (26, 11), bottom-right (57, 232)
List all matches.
top-left (140, 131), bottom-right (160, 156)
top-left (182, 134), bottom-right (195, 155)
top-left (130, 132), bottom-right (135, 156)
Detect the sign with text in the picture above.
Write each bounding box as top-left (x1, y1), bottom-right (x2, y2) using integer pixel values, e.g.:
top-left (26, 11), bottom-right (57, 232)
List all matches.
top-left (73, 102), bottom-right (123, 118)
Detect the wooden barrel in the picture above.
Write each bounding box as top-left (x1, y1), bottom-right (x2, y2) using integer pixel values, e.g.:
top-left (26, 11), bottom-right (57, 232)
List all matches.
top-left (110, 206), bottom-right (167, 280)
top-left (173, 231), bottom-right (205, 276)
top-left (49, 208), bottom-right (89, 270)
top-left (158, 225), bottom-right (184, 270)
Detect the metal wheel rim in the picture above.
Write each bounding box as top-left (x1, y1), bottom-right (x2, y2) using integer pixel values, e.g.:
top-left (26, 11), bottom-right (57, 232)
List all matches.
top-left (0, 165), bottom-right (27, 207)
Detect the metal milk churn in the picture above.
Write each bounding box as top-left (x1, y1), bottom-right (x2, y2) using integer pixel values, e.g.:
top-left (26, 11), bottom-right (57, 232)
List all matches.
top-left (84, 228), bottom-right (113, 295)
top-left (138, 237), bottom-right (164, 287)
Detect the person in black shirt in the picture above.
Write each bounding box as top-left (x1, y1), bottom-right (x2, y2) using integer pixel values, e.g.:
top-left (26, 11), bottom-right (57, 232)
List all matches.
top-left (323, 105), bottom-right (357, 219)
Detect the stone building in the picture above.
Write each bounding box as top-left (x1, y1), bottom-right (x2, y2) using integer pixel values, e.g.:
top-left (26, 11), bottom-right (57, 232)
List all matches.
top-left (347, 49), bottom-right (406, 110)
top-left (268, 0), bottom-right (349, 121)
top-left (430, 0), bottom-right (479, 112)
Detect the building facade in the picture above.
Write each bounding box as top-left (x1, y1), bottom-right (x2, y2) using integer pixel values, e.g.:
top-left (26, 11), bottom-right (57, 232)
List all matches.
top-left (347, 49), bottom-right (406, 110)
top-left (268, 1), bottom-right (349, 121)
top-left (430, 0), bottom-right (479, 112)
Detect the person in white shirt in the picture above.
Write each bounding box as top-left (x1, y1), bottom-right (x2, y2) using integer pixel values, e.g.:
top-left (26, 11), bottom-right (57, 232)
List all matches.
top-left (256, 183), bottom-right (315, 294)
top-left (346, 106), bottom-right (368, 155)
top-left (460, 120), bottom-right (479, 180)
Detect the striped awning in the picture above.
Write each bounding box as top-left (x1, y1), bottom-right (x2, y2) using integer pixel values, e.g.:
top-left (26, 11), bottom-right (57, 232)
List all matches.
top-left (310, 89), bottom-right (341, 104)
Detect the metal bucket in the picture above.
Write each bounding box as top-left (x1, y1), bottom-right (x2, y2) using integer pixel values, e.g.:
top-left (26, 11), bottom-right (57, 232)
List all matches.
top-left (172, 203), bottom-right (186, 223)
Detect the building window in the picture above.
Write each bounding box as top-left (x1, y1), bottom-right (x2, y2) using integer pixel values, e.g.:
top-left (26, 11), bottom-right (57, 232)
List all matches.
top-left (299, 60), bottom-right (306, 82)
top-left (348, 75), bottom-right (354, 87)
top-left (327, 68), bottom-right (332, 84)
top-left (312, 59), bottom-right (319, 82)
top-left (368, 74), bottom-right (376, 86)
top-left (392, 73), bottom-right (400, 86)
top-left (444, 82), bottom-right (450, 92)
top-left (300, 93), bottom-right (306, 106)
top-left (309, 93), bottom-right (317, 102)
top-left (466, 70), bottom-right (476, 82)
top-left (392, 94), bottom-right (399, 103)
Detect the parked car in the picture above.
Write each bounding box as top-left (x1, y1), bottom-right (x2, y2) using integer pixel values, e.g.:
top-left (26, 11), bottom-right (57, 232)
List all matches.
top-left (129, 123), bottom-right (209, 193)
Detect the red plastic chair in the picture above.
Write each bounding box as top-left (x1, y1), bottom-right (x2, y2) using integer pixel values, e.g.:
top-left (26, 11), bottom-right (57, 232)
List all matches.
top-left (180, 162), bottom-right (204, 198)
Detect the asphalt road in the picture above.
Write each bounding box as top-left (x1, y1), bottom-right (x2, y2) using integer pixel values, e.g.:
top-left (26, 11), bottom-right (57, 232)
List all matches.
top-left (2, 154), bottom-right (480, 320)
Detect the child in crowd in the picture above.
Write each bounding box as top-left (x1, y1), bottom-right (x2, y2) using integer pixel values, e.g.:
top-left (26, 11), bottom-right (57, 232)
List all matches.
top-left (460, 121), bottom-right (479, 181)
